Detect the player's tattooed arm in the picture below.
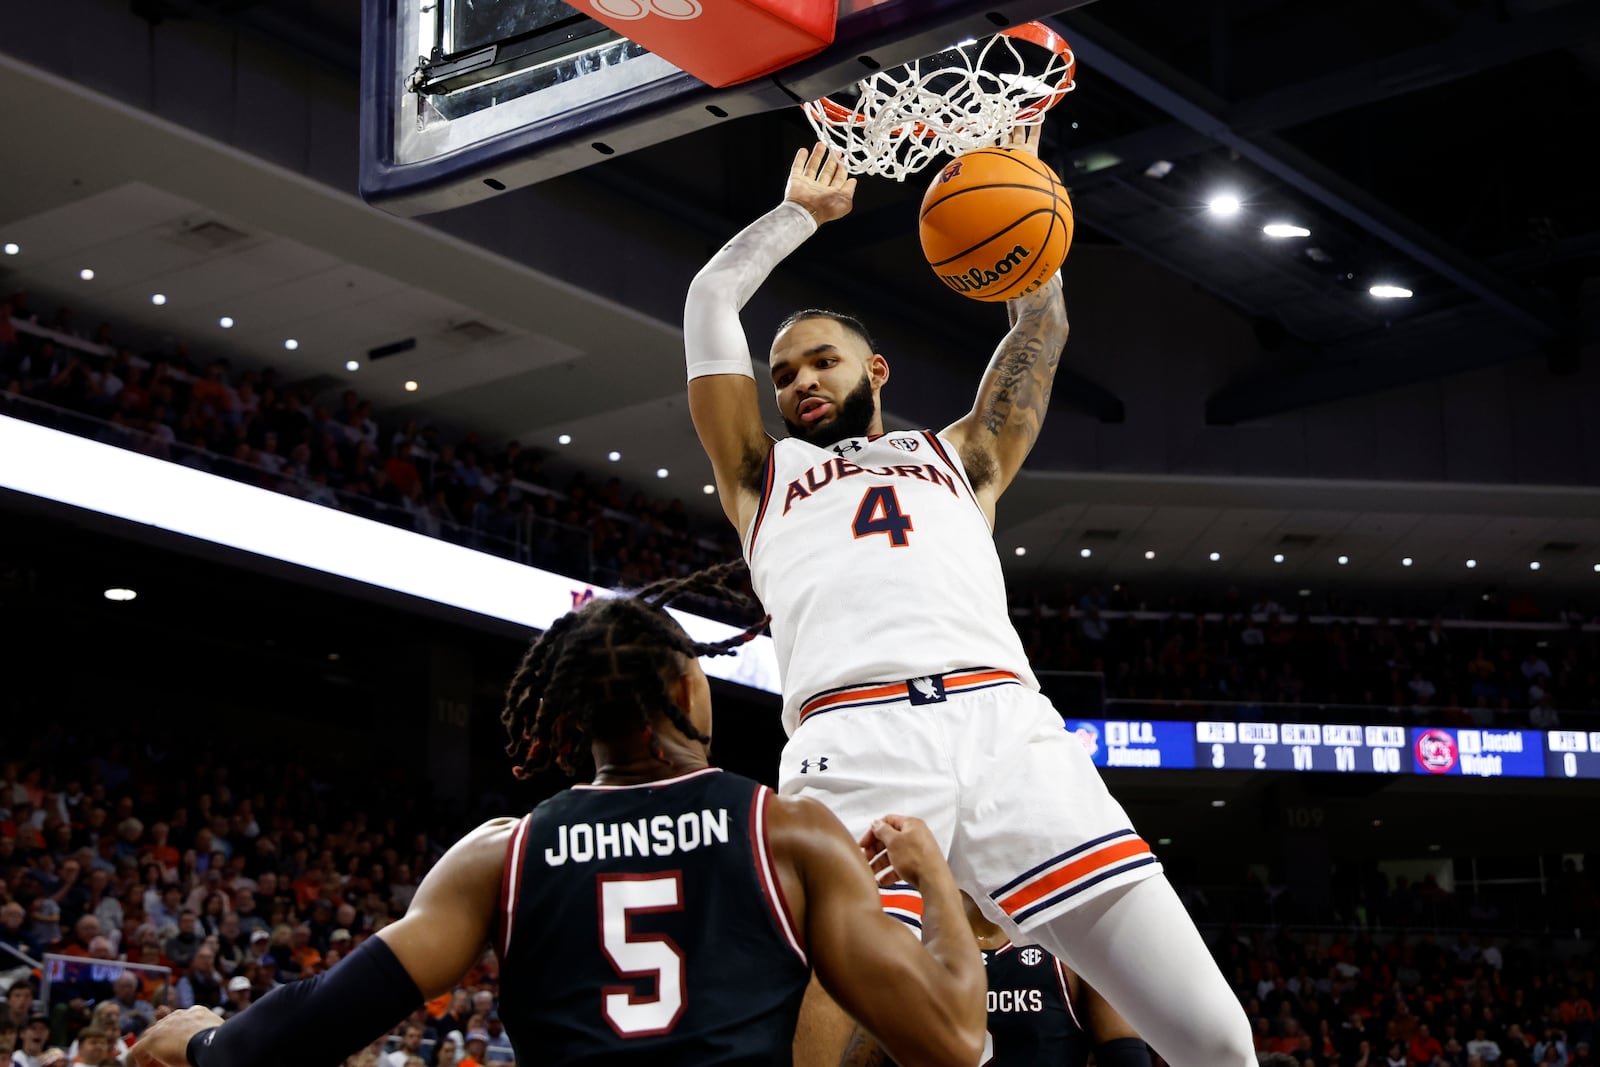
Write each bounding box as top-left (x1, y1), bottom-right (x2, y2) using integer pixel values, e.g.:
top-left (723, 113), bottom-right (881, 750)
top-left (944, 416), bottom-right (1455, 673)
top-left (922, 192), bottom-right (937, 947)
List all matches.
top-left (946, 274), bottom-right (1068, 497)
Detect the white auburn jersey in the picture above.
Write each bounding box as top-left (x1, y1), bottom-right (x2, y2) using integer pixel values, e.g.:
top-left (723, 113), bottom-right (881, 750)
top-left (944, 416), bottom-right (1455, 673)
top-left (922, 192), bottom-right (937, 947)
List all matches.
top-left (743, 430), bottom-right (1038, 735)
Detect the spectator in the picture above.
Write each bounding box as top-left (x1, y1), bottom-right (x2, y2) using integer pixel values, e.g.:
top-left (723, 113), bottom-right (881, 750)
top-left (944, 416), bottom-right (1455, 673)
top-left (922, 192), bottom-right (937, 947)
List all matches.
top-left (12, 1013), bottom-right (51, 1067)
top-left (109, 971), bottom-right (153, 1034)
top-left (176, 945), bottom-right (225, 1010)
top-left (221, 976), bottom-right (252, 1020)
top-left (381, 1023), bottom-right (425, 1067)
top-left (163, 911), bottom-right (201, 969)
top-left (458, 1030), bottom-right (491, 1067)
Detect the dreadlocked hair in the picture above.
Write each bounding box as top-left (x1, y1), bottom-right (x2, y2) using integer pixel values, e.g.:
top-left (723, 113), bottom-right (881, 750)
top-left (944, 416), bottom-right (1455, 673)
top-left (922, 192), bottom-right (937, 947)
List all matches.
top-left (500, 559), bottom-right (769, 780)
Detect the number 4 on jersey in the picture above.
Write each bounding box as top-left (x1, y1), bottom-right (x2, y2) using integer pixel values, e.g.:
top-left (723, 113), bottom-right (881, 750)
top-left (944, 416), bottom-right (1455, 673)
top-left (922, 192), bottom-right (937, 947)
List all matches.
top-left (852, 486), bottom-right (913, 547)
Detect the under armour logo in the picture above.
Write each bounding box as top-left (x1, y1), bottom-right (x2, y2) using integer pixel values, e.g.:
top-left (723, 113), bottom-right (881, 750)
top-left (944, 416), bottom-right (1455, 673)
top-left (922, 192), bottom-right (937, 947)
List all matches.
top-left (832, 440), bottom-right (862, 455)
top-left (906, 676), bottom-right (947, 705)
top-left (1019, 947), bottom-right (1044, 966)
top-left (799, 757), bottom-right (829, 774)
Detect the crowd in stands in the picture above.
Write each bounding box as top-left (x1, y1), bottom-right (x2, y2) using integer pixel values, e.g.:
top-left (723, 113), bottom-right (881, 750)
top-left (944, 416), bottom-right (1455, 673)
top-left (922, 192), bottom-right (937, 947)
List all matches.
top-left (1233, 925), bottom-right (1598, 1067)
top-left (0, 292), bottom-right (741, 592)
top-left (1014, 585), bottom-right (1600, 724)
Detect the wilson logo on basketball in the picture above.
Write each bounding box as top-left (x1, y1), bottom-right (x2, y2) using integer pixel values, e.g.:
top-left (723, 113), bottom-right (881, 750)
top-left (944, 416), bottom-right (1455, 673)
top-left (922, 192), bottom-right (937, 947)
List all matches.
top-left (939, 244), bottom-right (1032, 294)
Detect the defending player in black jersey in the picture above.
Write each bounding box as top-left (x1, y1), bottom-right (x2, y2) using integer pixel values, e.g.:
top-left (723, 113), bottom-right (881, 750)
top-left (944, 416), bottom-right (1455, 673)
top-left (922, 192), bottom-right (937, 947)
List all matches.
top-left (839, 893), bottom-right (1151, 1067)
top-left (131, 563), bottom-right (985, 1067)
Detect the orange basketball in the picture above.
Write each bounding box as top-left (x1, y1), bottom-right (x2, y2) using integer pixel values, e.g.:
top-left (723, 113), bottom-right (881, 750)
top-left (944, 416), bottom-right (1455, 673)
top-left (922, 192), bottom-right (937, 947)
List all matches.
top-left (918, 148), bottom-right (1073, 302)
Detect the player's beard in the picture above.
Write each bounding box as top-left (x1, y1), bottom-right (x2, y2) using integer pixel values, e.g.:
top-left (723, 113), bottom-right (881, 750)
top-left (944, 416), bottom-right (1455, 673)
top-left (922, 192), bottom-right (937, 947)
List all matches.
top-left (783, 371), bottom-right (877, 447)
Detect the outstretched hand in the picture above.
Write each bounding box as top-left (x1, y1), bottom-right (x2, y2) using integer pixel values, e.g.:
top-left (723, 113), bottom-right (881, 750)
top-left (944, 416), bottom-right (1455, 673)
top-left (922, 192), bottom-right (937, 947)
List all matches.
top-left (784, 143), bottom-right (857, 225)
top-left (130, 1006), bottom-right (224, 1066)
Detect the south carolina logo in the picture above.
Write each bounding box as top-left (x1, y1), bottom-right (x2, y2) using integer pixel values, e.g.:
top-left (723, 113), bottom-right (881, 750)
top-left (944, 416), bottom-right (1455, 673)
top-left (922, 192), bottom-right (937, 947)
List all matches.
top-left (1019, 947), bottom-right (1043, 966)
top-left (1415, 729), bottom-right (1458, 774)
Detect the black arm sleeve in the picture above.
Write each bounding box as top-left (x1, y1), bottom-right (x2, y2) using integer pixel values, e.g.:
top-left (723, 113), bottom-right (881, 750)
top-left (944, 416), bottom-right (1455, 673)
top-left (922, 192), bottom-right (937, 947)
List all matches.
top-left (187, 937), bottom-right (423, 1067)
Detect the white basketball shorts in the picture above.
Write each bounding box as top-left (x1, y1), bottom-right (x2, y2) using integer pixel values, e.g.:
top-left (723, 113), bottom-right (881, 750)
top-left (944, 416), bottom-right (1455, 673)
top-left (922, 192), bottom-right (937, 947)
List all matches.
top-left (777, 669), bottom-right (1162, 938)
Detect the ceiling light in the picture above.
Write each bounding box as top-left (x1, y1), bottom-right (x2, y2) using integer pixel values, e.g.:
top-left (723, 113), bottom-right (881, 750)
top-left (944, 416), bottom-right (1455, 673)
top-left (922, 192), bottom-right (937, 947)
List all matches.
top-left (1369, 284), bottom-right (1413, 299)
top-left (1208, 551), bottom-right (1221, 562)
top-left (1428, 844), bottom-right (1441, 852)
top-left (1156, 837), bottom-right (1173, 845)
top-left (1210, 799), bottom-right (1226, 808)
top-left (1079, 547), bottom-right (1092, 558)
top-left (1143, 160), bottom-right (1174, 180)
top-left (1263, 222), bottom-right (1310, 238)
top-left (1207, 194), bottom-right (1242, 217)
top-left (1273, 553), bottom-right (1285, 564)
top-left (1298, 588), bottom-right (1312, 597)
top-left (284, 339), bottom-right (299, 350)
top-left (1594, 563), bottom-right (1600, 573)
top-left (1402, 557), bottom-right (1414, 567)
top-left (1144, 550), bottom-right (1155, 560)
top-left (327, 652), bottom-right (340, 662)
top-left (557, 434), bottom-right (572, 445)
top-left (702, 484), bottom-right (716, 495)
top-left (79, 268), bottom-right (95, 281)
top-left (1014, 546), bottom-right (1027, 557)
top-left (403, 380), bottom-right (418, 392)
top-left (150, 294), bottom-right (167, 306)
top-left (103, 588), bottom-right (137, 602)
top-left (2, 243), bottom-right (18, 255)
top-left (1372, 819), bottom-right (1382, 827)
top-left (607, 451), bottom-right (622, 462)
top-left (1529, 561), bottom-right (1541, 571)
top-left (1466, 559), bottom-right (1477, 569)
top-left (655, 467), bottom-right (669, 478)
top-left (1337, 555), bottom-right (1349, 565)
top-left (219, 316), bottom-right (235, 329)
top-left (345, 360), bottom-right (359, 372)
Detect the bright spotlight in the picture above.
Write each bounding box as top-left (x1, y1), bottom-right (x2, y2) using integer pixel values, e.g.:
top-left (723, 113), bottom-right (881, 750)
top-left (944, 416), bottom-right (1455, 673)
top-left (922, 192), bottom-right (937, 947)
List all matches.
top-left (345, 360), bottom-right (360, 372)
top-left (1207, 194), bottom-right (1242, 217)
top-left (1263, 223), bottom-right (1310, 238)
top-left (150, 294), bottom-right (167, 306)
top-left (1369, 284), bottom-right (1414, 299)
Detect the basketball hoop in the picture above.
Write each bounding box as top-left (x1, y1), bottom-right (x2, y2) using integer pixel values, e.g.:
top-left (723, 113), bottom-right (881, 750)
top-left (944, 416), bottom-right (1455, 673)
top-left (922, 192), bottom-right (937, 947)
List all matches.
top-left (803, 22), bottom-right (1075, 181)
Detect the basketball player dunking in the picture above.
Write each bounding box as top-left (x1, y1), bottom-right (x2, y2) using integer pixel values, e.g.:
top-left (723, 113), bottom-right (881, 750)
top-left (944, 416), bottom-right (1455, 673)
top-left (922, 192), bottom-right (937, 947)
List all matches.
top-left (839, 893), bottom-right (1153, 1067)
top-left (683, 130), bottom-right (1255, 1067)
top-left (130, 566), bottom-right (985, 1067)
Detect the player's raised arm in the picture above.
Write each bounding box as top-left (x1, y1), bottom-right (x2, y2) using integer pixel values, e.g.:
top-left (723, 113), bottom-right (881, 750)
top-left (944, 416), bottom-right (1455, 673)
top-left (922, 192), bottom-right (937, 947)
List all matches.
top-left (769, 799), bottom-right (986, 1067)
top-left (685, 144), bottom-right (856, 532)
top-left (131, 819), bottom-right (513, 1067)
top-left (941, 126), bottom-right (1070, 513)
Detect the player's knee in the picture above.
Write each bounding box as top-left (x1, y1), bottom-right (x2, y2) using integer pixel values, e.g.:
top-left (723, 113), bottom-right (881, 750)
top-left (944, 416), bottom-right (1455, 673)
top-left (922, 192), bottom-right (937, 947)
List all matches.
top-left (1190, 1003), bottom-right (1256, 1067)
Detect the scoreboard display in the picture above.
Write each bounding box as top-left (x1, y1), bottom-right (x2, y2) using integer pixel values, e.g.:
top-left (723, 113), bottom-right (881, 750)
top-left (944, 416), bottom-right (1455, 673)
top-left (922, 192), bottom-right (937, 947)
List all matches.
top-left (1067, 718), bottom-right (1600, 780)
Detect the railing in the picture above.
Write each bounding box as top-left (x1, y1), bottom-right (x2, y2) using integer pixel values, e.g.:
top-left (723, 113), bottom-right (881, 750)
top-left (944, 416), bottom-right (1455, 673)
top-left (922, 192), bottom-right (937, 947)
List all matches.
top-left (40, 954), bottom-right (171, 1012)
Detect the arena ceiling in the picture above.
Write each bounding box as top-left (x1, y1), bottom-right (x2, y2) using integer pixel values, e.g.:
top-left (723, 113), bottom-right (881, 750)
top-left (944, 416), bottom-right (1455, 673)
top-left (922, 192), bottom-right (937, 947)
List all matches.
top-left (3, 0), bottom-right (1600, 589)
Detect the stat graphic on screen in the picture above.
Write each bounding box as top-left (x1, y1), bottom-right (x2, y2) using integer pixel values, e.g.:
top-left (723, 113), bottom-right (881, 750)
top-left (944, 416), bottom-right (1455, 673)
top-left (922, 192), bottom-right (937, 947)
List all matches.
top-left (1066, 718), bottom-right (1600, 780)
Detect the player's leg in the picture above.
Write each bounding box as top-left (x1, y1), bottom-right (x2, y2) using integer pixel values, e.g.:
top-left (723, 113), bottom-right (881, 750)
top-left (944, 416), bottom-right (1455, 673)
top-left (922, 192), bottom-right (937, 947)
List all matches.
top-left (778, 702), bottom-right (959, 1067)
top-left (952, 690), bottom-right (1253, 1067)
top-left (1027, 876), bottom-right (1253, 1067)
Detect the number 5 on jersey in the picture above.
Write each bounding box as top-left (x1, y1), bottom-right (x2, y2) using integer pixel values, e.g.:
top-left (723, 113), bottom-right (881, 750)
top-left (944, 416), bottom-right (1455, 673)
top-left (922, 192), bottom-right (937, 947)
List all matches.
top-left (852, 486), bottom-right (914, 547)
top-left (598, 873), bottom-right (686, 1037)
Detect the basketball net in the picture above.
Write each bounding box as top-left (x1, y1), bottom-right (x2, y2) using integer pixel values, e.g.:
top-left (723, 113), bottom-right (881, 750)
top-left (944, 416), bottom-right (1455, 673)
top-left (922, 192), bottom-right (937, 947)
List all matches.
top-left (803, 22), bottom-right (1076, 181)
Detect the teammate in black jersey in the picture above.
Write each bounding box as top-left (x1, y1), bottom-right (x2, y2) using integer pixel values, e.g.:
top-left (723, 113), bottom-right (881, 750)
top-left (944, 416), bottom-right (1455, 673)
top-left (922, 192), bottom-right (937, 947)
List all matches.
top-left (839, 893), bottom-right (1151, 1067)
top-left (132, 564), bottom-right (985, 1067)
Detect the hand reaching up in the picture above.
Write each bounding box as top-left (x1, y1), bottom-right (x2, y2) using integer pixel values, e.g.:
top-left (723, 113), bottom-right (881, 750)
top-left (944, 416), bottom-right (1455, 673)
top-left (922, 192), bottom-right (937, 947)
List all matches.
top-left (784, 143), bottom-right (857, 225)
